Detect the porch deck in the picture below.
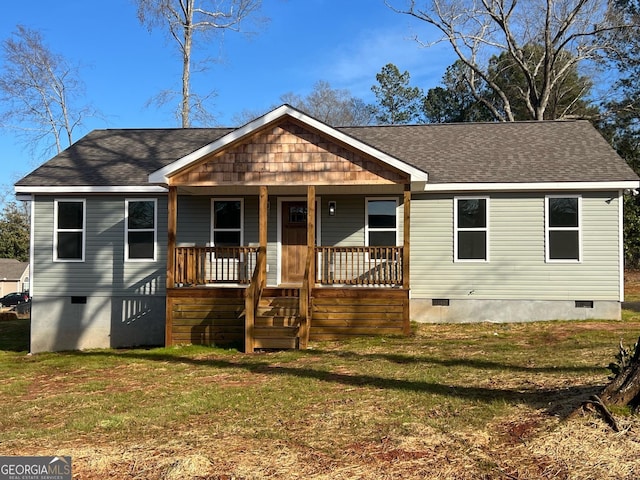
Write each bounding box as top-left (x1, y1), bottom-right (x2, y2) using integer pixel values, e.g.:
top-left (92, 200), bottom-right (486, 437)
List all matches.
top-left (165, 246), bottom-right (410, 351)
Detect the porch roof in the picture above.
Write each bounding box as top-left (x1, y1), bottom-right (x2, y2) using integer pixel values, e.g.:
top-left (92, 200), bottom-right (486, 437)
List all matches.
top-left (15, 105), bottom-right (639, 194)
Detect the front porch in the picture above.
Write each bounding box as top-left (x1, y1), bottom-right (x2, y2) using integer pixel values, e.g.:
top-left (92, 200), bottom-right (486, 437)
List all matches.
top-left (154, 108), bottom-right (424, 352)
top-left (165, 242), bottom-right (410, 352)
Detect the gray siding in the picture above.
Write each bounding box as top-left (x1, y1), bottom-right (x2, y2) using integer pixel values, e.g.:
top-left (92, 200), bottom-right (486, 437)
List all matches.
top-left (320, 194), bottom-right (405, 246)
top-left (33, 195), bottom-right (167, 297)
top-left (410, 192), bottom-right (621, 301)
top-left (31, 195), bottom-right (168, 352)
top-left (177, 195), bottom-right (274, 283)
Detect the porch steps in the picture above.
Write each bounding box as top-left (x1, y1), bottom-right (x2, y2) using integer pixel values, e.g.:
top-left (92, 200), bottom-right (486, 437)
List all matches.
top-left (253, 288), bottom-right (301, 349)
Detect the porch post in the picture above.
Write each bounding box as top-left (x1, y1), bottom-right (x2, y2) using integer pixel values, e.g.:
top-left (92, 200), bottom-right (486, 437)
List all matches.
top-left (307, 185), bottom-right (316, 278)
top-left (403, 184), bottom-right (411, 335)
top-left (259, 185), bottom-right (268, 280)
top-left (259, 186), bottom-right (268, 245)
top-left (166, 185), bottom-right (177, 346)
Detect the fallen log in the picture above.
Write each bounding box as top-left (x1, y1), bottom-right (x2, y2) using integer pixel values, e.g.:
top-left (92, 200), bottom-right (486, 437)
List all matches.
top-left (580, 336), bottom-right (640, 430)
top-left (600, 336), bottom-right (640, 411)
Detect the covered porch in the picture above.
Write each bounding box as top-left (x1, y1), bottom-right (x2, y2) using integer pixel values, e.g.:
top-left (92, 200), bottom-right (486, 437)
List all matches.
top-left (152, 106), bottom-right (426, 352)
top-left (164, 185), bottom-right (411, 352)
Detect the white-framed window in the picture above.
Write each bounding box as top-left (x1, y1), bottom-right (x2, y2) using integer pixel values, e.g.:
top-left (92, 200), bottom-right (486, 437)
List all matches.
top-left (54, 199), bottom-right (86, 262)
top-left (125, 199), bottom-right (157, 261)
top-left (454, 197), bottom-right (489, 262)
top-left (211, 198), bottom-right (244, 248)
top-left (365, 198), bottom-right (398, 247)
top-left (546, 195), bottom-right (581, 262)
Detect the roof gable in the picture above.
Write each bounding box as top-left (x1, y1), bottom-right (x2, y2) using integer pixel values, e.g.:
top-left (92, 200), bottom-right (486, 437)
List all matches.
top-left (0, 259), bottom-right (28, 280)
top-left (168, 119), bottom-right (409, 186)
top-left (148, 105), bottom-right (428, 186)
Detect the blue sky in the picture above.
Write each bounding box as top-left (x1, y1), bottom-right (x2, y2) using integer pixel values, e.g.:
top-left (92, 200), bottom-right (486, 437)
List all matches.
top-left (0, 0), bottom-right (454, 194)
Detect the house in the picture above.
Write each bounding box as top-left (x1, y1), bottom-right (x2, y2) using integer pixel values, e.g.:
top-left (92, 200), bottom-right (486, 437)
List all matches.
top-left (14, 105), bottom-right (640, 353)
top-left (0, 258), bottom-right (29, 298)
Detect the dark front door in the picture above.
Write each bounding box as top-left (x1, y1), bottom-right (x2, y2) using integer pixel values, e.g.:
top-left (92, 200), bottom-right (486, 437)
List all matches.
top-left (281, 201), bottom-right (308, 284)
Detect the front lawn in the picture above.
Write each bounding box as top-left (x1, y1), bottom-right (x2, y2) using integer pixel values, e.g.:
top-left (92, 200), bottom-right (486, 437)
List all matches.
top-left (2, 317), bottom-right (640, 479)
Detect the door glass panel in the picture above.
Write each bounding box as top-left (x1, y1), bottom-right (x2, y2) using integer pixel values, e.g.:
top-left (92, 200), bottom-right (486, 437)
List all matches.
top-left (288, 205), bottom-right (307, 224)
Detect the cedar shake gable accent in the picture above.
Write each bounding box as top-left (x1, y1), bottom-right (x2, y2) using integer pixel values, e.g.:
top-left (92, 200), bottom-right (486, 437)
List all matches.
top-left (169, 120), bottom-right (409, 186)
top-left (149, 105), bottom-right (427, 186)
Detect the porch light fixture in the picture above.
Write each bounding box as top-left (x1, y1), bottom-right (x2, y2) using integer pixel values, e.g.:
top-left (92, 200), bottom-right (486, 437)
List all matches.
top-left (328, 201), bottom-right (336, 216)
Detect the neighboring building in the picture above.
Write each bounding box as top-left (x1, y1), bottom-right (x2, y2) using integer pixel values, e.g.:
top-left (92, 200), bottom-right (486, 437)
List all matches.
top-left (15, 105), bottom-right (640, 353)
top-left (0, 258), bottom-right (29, 298)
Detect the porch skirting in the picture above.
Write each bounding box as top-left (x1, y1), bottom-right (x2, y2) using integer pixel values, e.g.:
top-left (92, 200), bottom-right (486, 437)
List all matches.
top-left (411, 298), bottom-right (622, 323)
top-left (166, 287), bottom-right (410, 349)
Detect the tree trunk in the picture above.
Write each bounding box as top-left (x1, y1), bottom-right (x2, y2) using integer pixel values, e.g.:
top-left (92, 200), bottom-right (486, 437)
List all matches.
top-left (600, 336), bottom-right (640, 410)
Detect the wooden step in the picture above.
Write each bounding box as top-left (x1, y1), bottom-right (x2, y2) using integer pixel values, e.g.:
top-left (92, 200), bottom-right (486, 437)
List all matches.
top-left (257, 295), bottom-right (299, 324)
top-left (262, 287), bottom-right (300, 298)
top-left (253, 337), bottom-right (299, 349)
top-left (255, 315), bottom-right (299, 327)
top-left (249, 287), bottom-right (302, 350)
top-left (253, 325), bottom-right (299, 349)
top-left (258, 296), bottom-right (299, 308)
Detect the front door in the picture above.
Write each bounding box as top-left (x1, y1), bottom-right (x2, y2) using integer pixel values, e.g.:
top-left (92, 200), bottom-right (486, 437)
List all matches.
top-left (281, 201), bottom-right (308, 284)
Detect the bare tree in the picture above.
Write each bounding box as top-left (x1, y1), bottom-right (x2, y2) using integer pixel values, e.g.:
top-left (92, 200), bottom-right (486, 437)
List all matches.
top-left (231, 81), bottom-right (373, 126)
top-left (135, 0), bottom-right (264, 127)
top-left (387, 0), bottom-right (638, 121)
top-left (282, 81), bottom-right (373, 126)
top-left (0, 25), bottom-right (96, 155)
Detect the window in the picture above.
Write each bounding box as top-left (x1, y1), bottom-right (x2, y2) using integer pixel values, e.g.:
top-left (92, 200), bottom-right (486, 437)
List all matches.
top-left (546, 196), bottom-right (581, 262)
top-left (54, 199), bottom-right (85, 261)
top-left (211, 199), bottom-right (243, 247)
top-left (125, 199), bottom-right (157, 261)
top-left (455, 197), bottom-right (489, 261)
top-left (366, 198), bottom-right (398, 247)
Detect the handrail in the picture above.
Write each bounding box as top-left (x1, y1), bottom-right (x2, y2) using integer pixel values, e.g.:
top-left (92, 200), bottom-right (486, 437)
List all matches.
top-left (299, 246), bottom-right (314, 349)
top-left (244, 247), bottom-right (266, 353)
top-left (174, 246), bottom-right (258, 286)
top-left (315, 246), bottom-right (403, 286)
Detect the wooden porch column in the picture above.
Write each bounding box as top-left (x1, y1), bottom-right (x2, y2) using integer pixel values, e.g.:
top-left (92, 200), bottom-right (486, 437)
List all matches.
top-left (166, 185), bottom-right (177, 346)
top-left (259, 186), bottom-right (268, 249)
top-left (246, 186), bottom-right (268, 354)
top-left (403, 184), bottom-right (411, 335)
top-left (307, 185), bottom-right (316, 278)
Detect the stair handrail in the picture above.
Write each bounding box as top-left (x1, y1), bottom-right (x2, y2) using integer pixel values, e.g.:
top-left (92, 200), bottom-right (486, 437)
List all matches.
top-left (244, 246), bottom-right (267, 353)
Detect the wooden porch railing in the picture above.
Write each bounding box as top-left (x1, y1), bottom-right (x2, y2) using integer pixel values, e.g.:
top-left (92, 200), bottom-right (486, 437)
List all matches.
top-left (172, 245), bottom-right (403, 287)
top-left (315, 246), bottom-right (403, 286)
top-left (174, 246), bottom-right (259, 286)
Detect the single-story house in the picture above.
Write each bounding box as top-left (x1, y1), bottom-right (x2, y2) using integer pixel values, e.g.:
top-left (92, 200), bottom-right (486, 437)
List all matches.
top-left (0, 258), bottom-right (29, 298)
top-left (15, 105), bottom-right (640, 353)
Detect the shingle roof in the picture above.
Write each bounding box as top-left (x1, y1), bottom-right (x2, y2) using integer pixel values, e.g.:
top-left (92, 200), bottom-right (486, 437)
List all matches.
top-left (16, 128), bottom-right (233, 187)
top-left (15, 119), bottom-right (637, 188)
top-left (0, 259), bottom-right (28, 280)
top-left (340, 121), bottom-right (638, 184)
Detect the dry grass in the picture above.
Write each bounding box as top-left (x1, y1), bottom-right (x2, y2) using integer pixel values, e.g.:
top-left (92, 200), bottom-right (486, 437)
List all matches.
top-left (3, 310), bottom-right (640, 478)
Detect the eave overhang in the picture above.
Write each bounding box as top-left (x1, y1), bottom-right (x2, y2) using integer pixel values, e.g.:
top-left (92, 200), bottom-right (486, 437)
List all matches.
top-left (421, 181), bottom-right (640, 192)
